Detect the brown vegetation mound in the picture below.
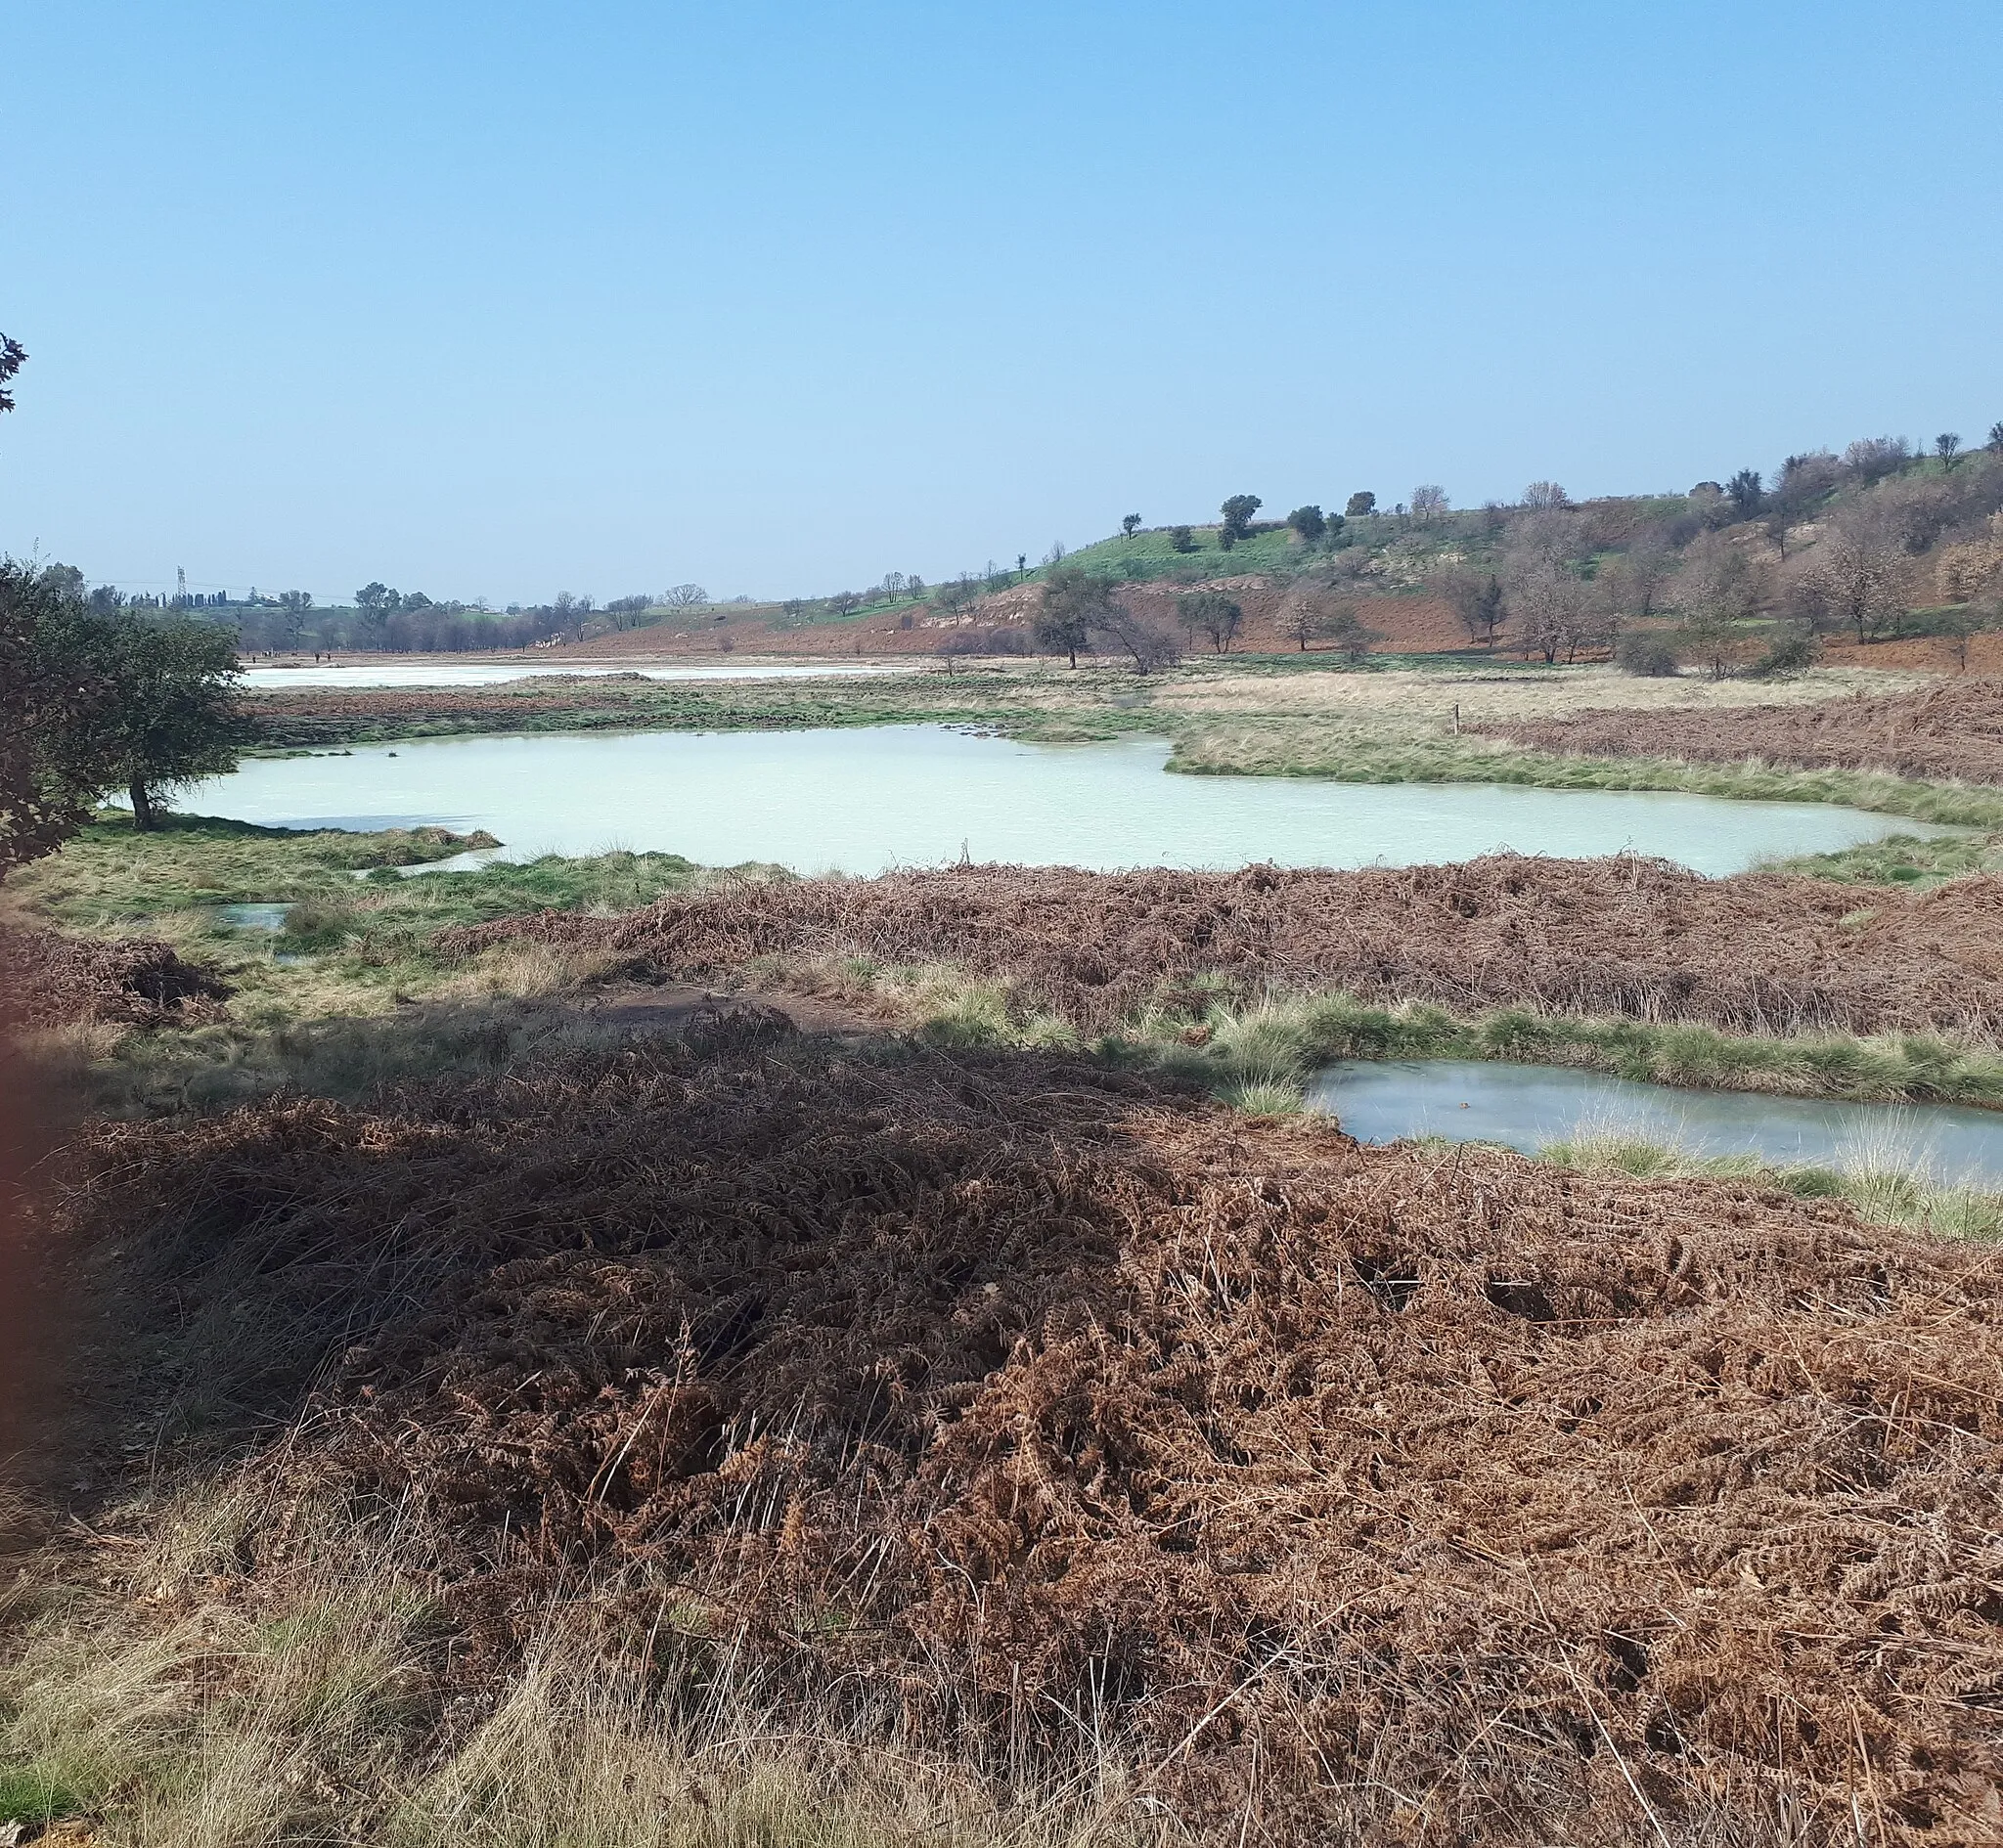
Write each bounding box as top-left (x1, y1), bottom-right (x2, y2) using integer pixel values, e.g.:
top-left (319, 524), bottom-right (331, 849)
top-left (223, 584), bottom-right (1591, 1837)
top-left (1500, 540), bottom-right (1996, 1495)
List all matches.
top-left (73, 1031), bottom-right (2003, 1842)
top-left (442, 855), bottom-right (2003, 1041)
top-left (1, 926), bottom-right (228, 1030)
top-left (1480, 676), bottom-right (2003, 785)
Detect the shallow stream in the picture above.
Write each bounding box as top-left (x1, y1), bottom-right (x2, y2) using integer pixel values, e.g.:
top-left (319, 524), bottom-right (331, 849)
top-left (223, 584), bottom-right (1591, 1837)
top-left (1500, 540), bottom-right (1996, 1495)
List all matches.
top-left (179, 726), bottom-right (1947, 875)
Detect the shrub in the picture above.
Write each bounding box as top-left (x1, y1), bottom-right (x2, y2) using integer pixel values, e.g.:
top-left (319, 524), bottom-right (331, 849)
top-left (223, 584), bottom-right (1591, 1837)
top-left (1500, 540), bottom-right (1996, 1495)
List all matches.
top-left (1748, 628), bottom-right (1821, 679)
top-left (1615, 631), bottom-right (1679, 678)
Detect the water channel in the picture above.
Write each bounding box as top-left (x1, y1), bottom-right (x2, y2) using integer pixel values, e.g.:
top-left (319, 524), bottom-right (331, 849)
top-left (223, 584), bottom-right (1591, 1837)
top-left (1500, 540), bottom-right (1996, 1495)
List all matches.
top-left (1307, 1059), bottom-right (2003, 1188)
top-left (180, 726), bottom-right (1948, 876)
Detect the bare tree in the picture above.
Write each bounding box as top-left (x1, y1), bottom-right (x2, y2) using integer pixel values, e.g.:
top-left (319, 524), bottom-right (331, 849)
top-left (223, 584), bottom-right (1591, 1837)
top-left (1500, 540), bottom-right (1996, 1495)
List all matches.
top-left (663, 584), bottom-right (709, 612)
top-left (1431, 566), bottom-right (1505, 650)
top-left (1176, 589), bottom-right (1242, 654)
top-left (1936, 432), bottom-right (1963, 471)
top-left (1323, 604), bottom-right (1382, 664)
top-left (1843, 435), bottom-right (1910, 482)
top-left (1936, 603), bottom-right (1981, 673)
top-left (825, 591), bottom-right (862, 618)
top-left (276, 590), bottom-right (314, 650)
top-left (1596, 530), bottom-right (1671, 620)
top-left (1503, 559), bottom-right (1598, 665)
top-left (1522, 480), bottom-right (1570, 509)
top-left (1409, 484), bottom-right (1448, 525)
top-left (1275, 583), bottom-right (1350, 652)
top-left (1091, 602), bottom-right (1181, 674)
top-left (1809, 508), bottom-right (1912, 643)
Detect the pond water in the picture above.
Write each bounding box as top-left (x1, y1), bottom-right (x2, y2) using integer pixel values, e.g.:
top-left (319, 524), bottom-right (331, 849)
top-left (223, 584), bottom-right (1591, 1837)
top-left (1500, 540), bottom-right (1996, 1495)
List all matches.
top-left (1307, 1059), bottom-right (2003, 1188)
top-left (178, 726), bottom-right (1949, 875)
top-left (240, 659), bottom-right (909, 689)
top-left (214, 902), bottom-right (293, 933)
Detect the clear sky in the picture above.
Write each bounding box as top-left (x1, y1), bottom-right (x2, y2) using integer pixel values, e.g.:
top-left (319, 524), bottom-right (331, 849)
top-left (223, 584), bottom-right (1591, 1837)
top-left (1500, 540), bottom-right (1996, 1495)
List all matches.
top-left (3, 1), bottom-right (1999, 604)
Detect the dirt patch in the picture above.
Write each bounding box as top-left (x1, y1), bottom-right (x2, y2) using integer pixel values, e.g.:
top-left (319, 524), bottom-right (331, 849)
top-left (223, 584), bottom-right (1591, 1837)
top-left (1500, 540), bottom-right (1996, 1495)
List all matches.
top-left (1479, 675), bottom-right (2003, 785)
top-left (1822, 633), bottom-right (2003, 675)
top-left (62, 1032), bottom-right (2003, 1842)
top-left (441, 856), bottom-right (2003, 1042)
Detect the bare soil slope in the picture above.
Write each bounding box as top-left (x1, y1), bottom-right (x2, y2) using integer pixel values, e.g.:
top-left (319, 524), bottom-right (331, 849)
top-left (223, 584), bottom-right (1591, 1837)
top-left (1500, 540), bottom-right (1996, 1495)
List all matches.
top-left (67, 1031), bottom-right (2003, 1843)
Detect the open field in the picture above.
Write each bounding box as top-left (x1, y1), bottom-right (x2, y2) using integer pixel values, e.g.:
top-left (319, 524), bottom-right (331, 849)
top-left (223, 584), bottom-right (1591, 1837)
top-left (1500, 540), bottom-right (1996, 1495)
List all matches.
top-left (10, 1029), bottom-right (2001, 1846)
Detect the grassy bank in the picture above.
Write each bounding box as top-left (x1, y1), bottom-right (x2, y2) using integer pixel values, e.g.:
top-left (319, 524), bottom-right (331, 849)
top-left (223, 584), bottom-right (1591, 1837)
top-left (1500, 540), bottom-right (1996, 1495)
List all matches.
top-left (4, 816), bottom-right (781, 1111)
top-left (1768, 826), bottom-right (2003, 885)
top-left (1536, 1132), bottom-right (2003, 1243)
top-left (1168, 721), bottom-right (2003, 829)
top-left (827, 960), bottom-right (2003, 1113)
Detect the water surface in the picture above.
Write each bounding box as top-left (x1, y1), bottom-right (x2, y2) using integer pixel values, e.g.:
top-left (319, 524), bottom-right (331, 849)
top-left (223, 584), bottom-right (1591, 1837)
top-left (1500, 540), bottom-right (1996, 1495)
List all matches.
top-left (179, 726), bottom-right (1948, 875)
top-left (1309, 1059), bottom-right (2003, 1188)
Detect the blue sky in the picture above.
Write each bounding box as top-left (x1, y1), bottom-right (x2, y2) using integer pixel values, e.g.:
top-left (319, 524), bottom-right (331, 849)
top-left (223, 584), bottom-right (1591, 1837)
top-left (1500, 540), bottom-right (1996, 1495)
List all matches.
top-left (3, 1), bottom-right (1999, 603)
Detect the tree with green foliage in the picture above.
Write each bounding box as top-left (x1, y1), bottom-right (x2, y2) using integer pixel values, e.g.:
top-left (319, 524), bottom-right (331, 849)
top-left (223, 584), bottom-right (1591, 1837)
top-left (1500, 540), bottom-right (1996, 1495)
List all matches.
top-left (1344, 492), bottom-right (1376, 518)
top-left (1169, 525), bottom-right (1196, 553)
top-left (0, 331), bottom-right (24, 417)
top-left (80, 609), bottom-right (249, 827)
top-left (1122, 514), bottom-right (1142, 539)
top-left (1220, 495), bottom-right (1262, 546)
top-left (1032, 564), bottom-right (1112, 668)
top-left (2, 560), bottom-right (106, 875)
top-left (1285, 505), bottom-right (1326, 545)
top-left (1, 562), bottom-right (250, 857)
top-left (1176, 589), bottom-right (1242, 654)
top-left (1988, 421), bottom-right (2003, 456)
top-left (1725, 469), bottom-right (1764, 518)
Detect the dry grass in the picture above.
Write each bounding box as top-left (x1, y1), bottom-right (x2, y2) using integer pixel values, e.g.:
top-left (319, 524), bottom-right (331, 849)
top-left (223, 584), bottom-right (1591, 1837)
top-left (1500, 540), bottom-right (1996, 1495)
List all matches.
top-left (0, 928), bottom-right (229, 1032)
top-left (4, 1511), bottom-right (1144, 1848)
top-left (24, 1028), bottom-right (2003, 1845)
top-left (1481, 675), bottom-right (2003, 786)
top-left (1154, 661), bottom-right (1920, 725)
top-left (441, 855), bottom-right (2003, 1046)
